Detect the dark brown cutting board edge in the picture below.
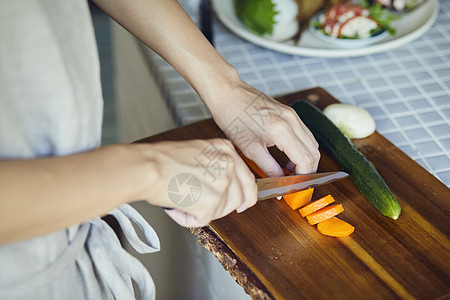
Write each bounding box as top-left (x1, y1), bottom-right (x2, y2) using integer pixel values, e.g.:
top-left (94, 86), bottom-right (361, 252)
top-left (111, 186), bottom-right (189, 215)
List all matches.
top-left (136, 87), bottom-right (450, 300)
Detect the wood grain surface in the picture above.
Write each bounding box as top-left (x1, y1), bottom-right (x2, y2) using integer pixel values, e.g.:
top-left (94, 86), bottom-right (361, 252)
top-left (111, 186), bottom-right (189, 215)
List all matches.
top-left (137, 87), bottom-right (450, 300)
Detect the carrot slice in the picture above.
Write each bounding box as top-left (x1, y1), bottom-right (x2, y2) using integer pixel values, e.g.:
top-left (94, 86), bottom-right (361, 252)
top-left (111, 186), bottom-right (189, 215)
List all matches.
top-left (299, 195), bottom-right (335, 217)
top-left (306, 204), bottom-right (344, 225)
top-left (237, 149), bottom-right (266, 178)
top-left (317, 217), bottom-right (355, 237)
top-left (283, 188), bottom-right (314, 210)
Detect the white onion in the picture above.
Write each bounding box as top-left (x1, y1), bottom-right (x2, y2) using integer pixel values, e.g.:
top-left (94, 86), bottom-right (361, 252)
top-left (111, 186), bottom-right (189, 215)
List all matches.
top-left (323, 104), bottom-right (376, 139)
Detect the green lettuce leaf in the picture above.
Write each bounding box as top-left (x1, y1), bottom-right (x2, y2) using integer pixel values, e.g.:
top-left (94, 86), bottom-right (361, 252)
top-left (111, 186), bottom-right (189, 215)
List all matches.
top-left (361, 1), bottom-right (401, 35)
top-left (234, 0), bottom-right (278, 35)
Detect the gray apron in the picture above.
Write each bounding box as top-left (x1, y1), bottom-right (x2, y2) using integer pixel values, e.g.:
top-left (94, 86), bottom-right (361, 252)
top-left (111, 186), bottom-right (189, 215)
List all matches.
top-left (0, 205), bottom-right (160, 299)
top-left (0, 0), bottom-right (160, 298)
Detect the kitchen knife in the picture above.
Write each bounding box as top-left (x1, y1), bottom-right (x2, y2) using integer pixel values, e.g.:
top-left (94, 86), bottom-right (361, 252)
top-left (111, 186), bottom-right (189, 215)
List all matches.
top-left (256, 171), bottom-right (348, 200)
top-left (163, 171), bottom-right (348, 210)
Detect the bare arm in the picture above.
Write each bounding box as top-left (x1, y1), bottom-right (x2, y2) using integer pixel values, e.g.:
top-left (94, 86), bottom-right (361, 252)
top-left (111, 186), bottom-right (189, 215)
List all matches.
top-left (0, 145), bottom-right (154, 244)
top-left (0, 140), bottom-right (256, 244)
top-left (94, 0), bottom-right (320, 176)
top-left (93, 0), bottom-right (232, 100)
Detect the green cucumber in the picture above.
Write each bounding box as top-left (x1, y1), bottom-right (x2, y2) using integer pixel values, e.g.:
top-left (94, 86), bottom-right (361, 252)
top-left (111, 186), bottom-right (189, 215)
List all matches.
top-left (292, 100), bottom-right (401, 219)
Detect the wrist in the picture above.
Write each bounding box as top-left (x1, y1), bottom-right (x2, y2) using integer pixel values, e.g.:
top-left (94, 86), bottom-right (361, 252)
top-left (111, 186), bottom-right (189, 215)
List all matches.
top-left (109, 144), bottom-right (160, 205)
top-left (197, 63), bottom-right (243, 110)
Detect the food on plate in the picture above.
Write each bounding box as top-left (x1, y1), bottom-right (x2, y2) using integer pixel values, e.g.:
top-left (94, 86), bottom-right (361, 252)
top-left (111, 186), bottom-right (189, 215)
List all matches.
top-left (310, 2), bottom-right (399, 39)
top-left (283, 188), bottom-right (314, 210)
top-left (306, 204), bottom-right (344, 225)
top-left (299, 194), bottom-right (335, 217)
top-left (292, 100), bottom-right (401, 220)
top-left (234, 0), bottom-right (299, 41)
top-left (322, 3), bottom-right (379, 38)
top-left (234, 0), bottom-right (348, 41)
top-left (369, 0), bottom-right (426, 12)
top-left (323, 103), bottom-right (376, 139)
top-left (317, 217), bottom-right (355, 237)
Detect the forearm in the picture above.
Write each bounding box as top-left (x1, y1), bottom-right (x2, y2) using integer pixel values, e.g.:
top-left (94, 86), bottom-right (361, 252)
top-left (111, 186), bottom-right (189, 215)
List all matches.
top-left (94, 0), bottom-right (239, 106)
top-left (0, 144), bottom-right (158, 244)
top-left (94, 0), bottom-right (320, 178)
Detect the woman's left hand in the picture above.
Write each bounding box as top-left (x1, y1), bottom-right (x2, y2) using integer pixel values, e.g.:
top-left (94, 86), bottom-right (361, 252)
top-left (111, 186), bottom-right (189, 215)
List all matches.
top-left (205, 79), bottom-right (320, 178)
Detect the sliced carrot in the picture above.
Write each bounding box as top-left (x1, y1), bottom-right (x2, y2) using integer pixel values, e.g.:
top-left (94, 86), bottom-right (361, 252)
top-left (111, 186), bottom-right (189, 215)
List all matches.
top-left (283, 188), bottom-right (314, 210)
top-left (306, 204), bottom-right (344, 225)
top-left (237, 149), bottom-right (266, 178)
top-left (317, 217), bottom-right (355, 237)
top-left (299, 195), bottom-right (335, 217)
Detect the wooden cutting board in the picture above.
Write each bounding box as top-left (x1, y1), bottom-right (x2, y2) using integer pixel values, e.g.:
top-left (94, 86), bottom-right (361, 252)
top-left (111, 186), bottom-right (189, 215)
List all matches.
top-left (137, 87), bottom-right (450, 300)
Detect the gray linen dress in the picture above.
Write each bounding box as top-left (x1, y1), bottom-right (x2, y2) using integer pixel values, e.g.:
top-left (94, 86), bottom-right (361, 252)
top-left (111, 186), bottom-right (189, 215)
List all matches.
top-left (0, 0), bottom-right (160, 298)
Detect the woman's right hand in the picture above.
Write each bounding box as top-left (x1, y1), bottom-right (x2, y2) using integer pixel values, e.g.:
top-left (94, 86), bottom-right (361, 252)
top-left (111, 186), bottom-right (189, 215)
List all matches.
top-left (140, 138), bottom-right (257, 227)
top-left (0, 139), bottom-right (256, 243)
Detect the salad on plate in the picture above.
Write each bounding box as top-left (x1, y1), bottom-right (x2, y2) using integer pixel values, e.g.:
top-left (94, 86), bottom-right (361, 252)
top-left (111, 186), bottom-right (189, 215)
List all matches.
top-left (233, 0), bottom-right (400, 47)
top-left (310, 2), bottom-right (399, 40)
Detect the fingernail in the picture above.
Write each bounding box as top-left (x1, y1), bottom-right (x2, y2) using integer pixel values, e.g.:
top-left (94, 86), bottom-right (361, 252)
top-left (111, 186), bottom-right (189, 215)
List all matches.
top-left (236, 207), bottom-right (246, 213)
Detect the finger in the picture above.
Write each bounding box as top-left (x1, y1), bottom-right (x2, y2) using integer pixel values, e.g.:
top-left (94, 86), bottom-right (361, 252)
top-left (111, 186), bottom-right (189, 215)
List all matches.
top-left (285, 110), bottom-right (320, 160)
top-left (234, 153), bottom-right (257, 213)
top-left (297, 131), bottom-right (320, 172)
top-left (289, 146), bottom-right (317, 174)
top-left (279, 119), bottom-right (320, 174)
top-left (312, 154), bottom-right (320, 173)
top-left (236, 182), bottom-right (257, 213)
top-left (218, 174), bottom-right (244, 217)
top-left (272, 107), bottom-right (319, 174)
top-left (293, 121), bottom-right (320, 159)
top-left (280, 106), bottom-right (317, 146)
top-left (298, 120), bottom-right (319, 149)
top-left (276, 132), bottom-right (319, 174)
top-left (288, 109), bottom-right (319, 149)
top-left (285, 157), bottom-right (319, 175)
top-left (244, 144), bottom-right (284, 177)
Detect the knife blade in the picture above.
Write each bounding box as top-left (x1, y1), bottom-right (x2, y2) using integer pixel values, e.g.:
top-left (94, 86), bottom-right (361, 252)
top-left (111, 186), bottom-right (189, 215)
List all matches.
top-left (256, 171), bottom-right (348, 200)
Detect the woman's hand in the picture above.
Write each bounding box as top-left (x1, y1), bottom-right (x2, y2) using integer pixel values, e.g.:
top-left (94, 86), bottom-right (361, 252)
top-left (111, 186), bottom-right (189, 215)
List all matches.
top-left (144, 139), bottom-right (257, 227)
top-left (204, 78), bottom-right (320, 178)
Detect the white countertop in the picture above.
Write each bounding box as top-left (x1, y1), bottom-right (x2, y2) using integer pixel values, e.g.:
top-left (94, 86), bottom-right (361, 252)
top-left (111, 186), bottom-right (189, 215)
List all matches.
top-left (140, 0), bottom-right (450, 187)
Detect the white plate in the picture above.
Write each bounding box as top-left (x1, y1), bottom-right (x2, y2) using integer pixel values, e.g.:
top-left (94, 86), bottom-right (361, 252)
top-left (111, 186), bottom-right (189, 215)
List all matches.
top-left (211, 0), bottom-right (439, 58)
